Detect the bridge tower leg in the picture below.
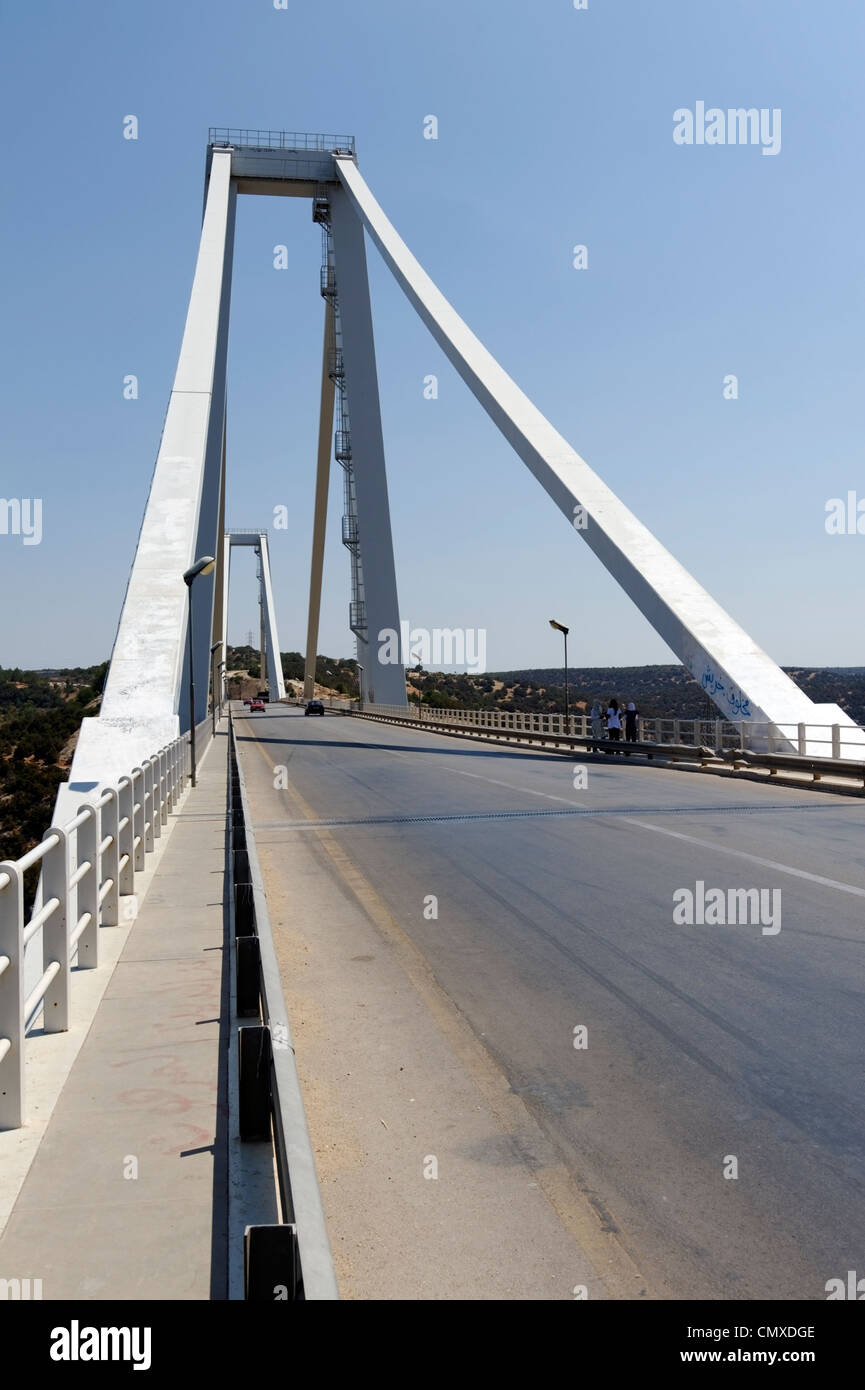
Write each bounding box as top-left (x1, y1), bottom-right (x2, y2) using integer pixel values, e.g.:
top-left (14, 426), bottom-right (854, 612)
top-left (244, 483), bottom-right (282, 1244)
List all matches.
top-left (224, 531), bottom-right (286, 701)
top-left (303, 302), bottom-right (336, 701)
top-left (65, 146), bottom-right (236, 792)
top-left (220, 528), bottom-right (231, 694)
top-left (258, 547), bottom-right (267, 694)
top-left (258, 533), bottom-right (285, 699)
top-left (329, 188), bottom-right (407, 707)
top-left (211, 427), bottom-right (228, 713)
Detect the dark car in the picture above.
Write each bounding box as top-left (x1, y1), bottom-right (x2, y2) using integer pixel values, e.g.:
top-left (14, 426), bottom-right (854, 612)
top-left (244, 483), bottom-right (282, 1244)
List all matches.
top-left (305, 700), bottom-right (325, 716)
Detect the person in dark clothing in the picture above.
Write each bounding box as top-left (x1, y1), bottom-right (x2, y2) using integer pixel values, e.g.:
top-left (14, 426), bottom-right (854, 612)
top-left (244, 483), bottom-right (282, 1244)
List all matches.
top-left (623, 700), bottom-right (638, 756)
top-left (606, 698), bottom-right (622, 752)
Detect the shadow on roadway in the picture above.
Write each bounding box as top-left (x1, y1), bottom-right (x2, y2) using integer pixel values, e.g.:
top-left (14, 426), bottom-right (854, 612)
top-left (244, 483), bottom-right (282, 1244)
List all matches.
top-left (234, 728), bottom-right (586, 766)
top-left (233, 720), bottom-right (865, 802)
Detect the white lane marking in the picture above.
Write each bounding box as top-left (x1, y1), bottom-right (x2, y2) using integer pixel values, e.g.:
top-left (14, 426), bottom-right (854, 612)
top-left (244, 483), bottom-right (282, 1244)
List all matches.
top-left (623, 818), bottom-right (865, 899)
top-left (288, 712), bottom-right (865, 901)
top-left (382, 735), bottom-right (865, 901)
top-left (433, 764), bottom-right (580, 806)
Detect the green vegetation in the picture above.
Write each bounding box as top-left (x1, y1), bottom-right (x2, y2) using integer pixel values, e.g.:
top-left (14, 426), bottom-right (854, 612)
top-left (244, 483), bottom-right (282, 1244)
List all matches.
top-left (227, 646), bottom-right (359, 695)
top-left (0, 663), bottom-right (107, 900)
top-left (408, 664), bottom-right (865, 726)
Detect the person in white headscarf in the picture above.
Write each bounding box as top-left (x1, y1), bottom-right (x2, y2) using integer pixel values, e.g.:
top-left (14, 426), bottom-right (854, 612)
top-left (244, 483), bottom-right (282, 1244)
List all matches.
top-left (605, 698), bottom-right (622, 753)
top-left (590, 700), bottom-right (604, 750)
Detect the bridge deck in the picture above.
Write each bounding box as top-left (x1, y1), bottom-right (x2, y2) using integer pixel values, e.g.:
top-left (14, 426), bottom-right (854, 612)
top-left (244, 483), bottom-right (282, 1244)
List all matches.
top-left (6, 704), bottom-right (864, 1301)
top-left (236, 703), bottom-right (865, 1301)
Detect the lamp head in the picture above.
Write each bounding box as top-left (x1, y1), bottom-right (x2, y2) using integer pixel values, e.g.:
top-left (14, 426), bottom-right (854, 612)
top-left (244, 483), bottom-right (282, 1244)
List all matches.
top-left (183, 555), bottom-right (216, 585)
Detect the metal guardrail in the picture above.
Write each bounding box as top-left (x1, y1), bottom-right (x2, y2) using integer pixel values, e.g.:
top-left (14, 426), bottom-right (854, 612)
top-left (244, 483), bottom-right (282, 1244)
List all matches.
top-left (228, 717), bottom-right (338, 1301)
top-left (350, 708), bottom-right (718, 764)
top-left (640, 716), bottom-right (862, 760)
top-left (0, 731), bottom-right (193, 1130)
top-left (347, 703), bottom-right (865, 761)
top-left (726, 748), bottom-right (865, 787)
top-left (350, 706), bottom-right (865, 789)
top-left (246, 695), bottom-right (865, 784)
top-left (208, 128), bottom-right (356, 154)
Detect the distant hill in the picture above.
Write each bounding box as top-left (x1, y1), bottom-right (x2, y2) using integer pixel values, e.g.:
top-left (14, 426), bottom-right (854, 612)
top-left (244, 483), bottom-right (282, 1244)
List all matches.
top-left (226, 645), bottom-right (358, 697)
top-left (407, 664), bottom-right (865, 727)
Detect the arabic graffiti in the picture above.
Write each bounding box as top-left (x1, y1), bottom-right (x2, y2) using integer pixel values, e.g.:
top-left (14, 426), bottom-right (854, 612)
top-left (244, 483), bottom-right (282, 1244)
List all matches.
top-left (701, 664), bottom-right (752, 719)
top-left (701, 664), bottom-right (725, 698)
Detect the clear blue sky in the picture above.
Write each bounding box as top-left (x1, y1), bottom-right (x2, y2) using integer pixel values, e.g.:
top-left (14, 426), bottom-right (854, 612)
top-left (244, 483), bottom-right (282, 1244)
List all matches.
top-left (1, 0), bottom-right (862, 672)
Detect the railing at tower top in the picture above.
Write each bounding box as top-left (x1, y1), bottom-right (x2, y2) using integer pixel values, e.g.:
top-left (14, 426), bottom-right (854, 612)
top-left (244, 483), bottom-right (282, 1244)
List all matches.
top-left (208, 128), bottom-right (356, 154)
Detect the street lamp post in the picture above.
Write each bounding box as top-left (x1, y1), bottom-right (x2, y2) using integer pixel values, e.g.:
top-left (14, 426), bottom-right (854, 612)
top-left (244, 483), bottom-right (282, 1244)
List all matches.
top-left (210, 642), bottom-right (221, 736)
top-left (183, 556), bottom-right (216, 788)
top-left (356, 663), bottom-right (364, 710)
top-left (549, 618), bottom-right (570, 728)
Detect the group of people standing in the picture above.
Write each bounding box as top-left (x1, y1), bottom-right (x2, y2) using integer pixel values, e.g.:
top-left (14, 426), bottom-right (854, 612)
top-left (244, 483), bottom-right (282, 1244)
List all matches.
top-left (589, 698), bottom-right (639, 752)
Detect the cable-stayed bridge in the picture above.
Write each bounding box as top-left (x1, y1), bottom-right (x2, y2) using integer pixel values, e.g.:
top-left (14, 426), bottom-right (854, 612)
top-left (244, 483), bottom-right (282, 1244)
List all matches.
top-left (1, 131), bottom-right (863, 1305)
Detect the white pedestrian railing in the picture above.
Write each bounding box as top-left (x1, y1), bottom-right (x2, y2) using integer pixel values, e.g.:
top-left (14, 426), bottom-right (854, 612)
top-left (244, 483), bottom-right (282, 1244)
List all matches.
top-left (352, 703), bottom-right (865, 761)
top-left (0, 730), bottom-right (194, 1130)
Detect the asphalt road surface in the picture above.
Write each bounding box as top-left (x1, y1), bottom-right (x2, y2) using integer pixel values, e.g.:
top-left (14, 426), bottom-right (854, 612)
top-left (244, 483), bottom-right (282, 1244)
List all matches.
top-left (236, 705), bottom-right (865, 1300)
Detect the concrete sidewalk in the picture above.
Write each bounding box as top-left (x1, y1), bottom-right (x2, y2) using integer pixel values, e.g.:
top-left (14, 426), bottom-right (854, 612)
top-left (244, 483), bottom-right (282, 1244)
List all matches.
top-left (0, 731), bottom-right (231, 1300)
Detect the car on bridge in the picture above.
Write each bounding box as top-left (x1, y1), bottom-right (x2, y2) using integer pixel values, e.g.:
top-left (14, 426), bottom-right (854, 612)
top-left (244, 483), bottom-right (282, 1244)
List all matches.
top-left (249, 699), bottom-right (265, 712)
top-left (305, 699), bottom-right (325, 716)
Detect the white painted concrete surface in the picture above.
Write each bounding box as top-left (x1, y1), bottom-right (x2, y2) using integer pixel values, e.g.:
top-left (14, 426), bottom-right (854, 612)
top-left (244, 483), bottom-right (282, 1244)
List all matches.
top-left (335, 156), bottom-right (862, 750)
top-left (330, 186), bottom-right (407, 708)
top-left (70, 149), bottom-right (236, 789)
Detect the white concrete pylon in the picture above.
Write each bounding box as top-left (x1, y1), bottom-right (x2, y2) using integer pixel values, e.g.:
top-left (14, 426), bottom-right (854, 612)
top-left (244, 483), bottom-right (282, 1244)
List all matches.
top-left (220, 529), bottom-right (231, 674)
top-left (210, 427), bottom-right (228, 712)
top-left (329, 186), bottom-right (407, 707)
top-left (258, 533), bottom-right (286, 699)
top-left (67, 148), bottom-right (236, 791)
top-left (333, 155), bottom-right (859, 743)
top-left (303, 301), bottom-right (336, 701)
top-left (226, 531), bottom-right (286, 701)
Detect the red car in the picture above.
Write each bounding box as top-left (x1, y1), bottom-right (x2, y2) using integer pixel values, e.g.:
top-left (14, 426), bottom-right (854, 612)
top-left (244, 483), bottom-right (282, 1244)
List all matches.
top-left (249, 699), bottom-right (265, 712)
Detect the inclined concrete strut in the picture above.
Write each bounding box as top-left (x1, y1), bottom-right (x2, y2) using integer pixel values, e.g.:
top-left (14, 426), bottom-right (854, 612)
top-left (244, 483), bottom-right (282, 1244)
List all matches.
top-left (333, 155), bottom-right (861, 750)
